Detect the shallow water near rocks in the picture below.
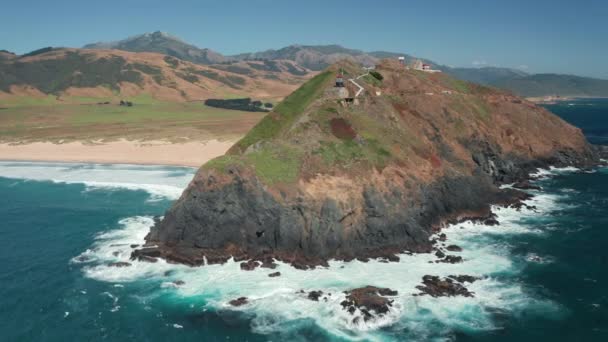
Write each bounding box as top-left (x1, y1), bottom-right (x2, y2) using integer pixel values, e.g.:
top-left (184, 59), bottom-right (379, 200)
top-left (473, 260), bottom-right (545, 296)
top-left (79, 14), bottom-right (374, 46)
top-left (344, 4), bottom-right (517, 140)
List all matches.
top-left (1, 99), bottom-right (608, 341)
top-left (0, 162), bottom-right (607, 341)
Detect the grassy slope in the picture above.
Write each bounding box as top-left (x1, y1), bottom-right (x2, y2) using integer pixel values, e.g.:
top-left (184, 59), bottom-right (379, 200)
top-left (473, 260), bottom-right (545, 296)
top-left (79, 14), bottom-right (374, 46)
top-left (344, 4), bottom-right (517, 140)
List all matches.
top-left (202, 62), bottom-right (503, 186)
top-left (228, 71), bottom-right (334, 154)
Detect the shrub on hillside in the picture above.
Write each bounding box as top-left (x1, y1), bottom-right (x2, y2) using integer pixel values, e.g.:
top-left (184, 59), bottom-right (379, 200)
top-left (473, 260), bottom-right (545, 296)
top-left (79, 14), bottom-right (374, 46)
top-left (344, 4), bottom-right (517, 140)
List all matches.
top-left (370, 70), bottom-right (384, 81)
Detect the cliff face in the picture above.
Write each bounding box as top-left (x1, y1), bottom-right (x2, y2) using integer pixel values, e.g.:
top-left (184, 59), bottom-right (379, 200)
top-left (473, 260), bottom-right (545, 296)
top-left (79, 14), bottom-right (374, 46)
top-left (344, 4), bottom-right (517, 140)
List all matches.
top-left (135, 60), bottom-right (598, 267)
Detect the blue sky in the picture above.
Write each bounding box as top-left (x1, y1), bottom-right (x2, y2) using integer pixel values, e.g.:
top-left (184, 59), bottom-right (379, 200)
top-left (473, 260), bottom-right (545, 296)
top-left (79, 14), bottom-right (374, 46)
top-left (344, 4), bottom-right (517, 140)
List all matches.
top-left (1, 0), bottom-right (607, 78)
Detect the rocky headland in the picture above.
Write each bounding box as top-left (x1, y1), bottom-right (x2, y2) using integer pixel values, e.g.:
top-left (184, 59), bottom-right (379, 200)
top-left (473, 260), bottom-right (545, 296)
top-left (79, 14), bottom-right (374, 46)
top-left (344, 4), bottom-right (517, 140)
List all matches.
top-left (132, 59), bottom-right (600, 268)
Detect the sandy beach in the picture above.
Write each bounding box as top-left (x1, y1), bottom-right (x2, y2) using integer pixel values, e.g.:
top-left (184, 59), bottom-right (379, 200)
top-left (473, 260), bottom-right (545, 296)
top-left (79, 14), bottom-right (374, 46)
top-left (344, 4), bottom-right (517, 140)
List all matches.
top-left (0, 139), bottom-right (235, 167)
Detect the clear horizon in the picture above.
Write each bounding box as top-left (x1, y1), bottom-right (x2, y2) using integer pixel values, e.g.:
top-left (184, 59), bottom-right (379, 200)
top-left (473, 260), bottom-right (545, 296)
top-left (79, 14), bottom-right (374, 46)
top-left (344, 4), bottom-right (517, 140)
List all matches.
top-left (1, 0), bottom-right (607, 78)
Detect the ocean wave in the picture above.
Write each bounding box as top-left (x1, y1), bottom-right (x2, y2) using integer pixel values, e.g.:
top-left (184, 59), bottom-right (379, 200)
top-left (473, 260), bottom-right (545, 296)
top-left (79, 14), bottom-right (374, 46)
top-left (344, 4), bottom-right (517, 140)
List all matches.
top-left (530, 166), bottom-right (581, 180)
top-left (0, 161), bottom-right (194, 200)
top-left (76, 190), bottom-right (564, 340)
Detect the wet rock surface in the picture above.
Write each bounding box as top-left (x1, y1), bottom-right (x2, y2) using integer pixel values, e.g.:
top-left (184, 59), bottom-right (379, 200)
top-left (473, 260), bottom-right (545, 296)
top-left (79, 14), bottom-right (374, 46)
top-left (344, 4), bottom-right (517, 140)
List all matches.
top-left (268, 271), bottom-right (281, 277)
top-left (240, 260), bottom-right (260, 271)
top-left (446, 245), bottom-right (462, 252)
top-left (228, 297), bottom-right (248, 307)
top-left (340, 286), bottom-right (398, 322)
top-left (107, 262), bottom-right (132, 268)
top-left (436, 255), bottom-right (463, 264)
top-left (307, 290), bottom-right (324, 301)
top-left (513, 181), bottom-right (542, 191)
top-left (416, 275), bottom-right (478, 297)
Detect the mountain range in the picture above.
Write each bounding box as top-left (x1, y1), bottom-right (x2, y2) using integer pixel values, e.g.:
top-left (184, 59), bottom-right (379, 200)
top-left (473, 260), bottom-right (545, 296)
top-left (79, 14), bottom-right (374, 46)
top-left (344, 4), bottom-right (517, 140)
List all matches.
top-left (3, 31), bottom-right (608, 100)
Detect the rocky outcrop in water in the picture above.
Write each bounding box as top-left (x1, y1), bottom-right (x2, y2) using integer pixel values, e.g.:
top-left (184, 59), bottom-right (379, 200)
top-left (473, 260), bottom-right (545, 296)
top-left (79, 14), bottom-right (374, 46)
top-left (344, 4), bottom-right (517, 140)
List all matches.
top-left (416, 275), bottom-right (479, 297)
top-left (133, 60), bottom-right (600, 268)
top-left (340, 286), bottom-right (398, 322)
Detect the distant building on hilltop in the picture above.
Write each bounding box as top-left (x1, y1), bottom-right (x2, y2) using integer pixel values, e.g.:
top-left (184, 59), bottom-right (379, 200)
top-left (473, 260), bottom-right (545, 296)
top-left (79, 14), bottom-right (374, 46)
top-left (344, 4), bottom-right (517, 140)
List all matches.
top-left (335, 73), bottom-right (345, 88)
top-left (398, 56), bottom-right (405, 65)
top-left (422, 64), bottom-right (431, 71)
top-left (412, 59), bottom-right (424, 71)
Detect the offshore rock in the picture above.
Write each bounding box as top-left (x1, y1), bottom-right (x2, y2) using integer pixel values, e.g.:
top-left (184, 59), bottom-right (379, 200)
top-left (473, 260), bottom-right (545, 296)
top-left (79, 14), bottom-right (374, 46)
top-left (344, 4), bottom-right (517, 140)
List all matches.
top-left (340, 286), bottom-right (398, 322)
top-left (416, 275), bottom-right (476, 297)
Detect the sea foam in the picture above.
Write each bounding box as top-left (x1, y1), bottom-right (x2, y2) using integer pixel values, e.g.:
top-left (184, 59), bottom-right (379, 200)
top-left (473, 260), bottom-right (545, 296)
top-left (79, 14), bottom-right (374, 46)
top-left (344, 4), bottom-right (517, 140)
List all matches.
top-left (76, 199), bottom-right (565, 339)
top-left (0, 161), bottom-right (194, 200)
top-left (69, 165), bottom-right (577, 340)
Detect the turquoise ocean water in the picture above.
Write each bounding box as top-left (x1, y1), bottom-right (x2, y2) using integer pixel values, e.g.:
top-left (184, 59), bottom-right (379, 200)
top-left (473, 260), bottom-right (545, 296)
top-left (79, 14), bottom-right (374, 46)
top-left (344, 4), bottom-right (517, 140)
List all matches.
top-left (0, 98), bottom-right (607, 341)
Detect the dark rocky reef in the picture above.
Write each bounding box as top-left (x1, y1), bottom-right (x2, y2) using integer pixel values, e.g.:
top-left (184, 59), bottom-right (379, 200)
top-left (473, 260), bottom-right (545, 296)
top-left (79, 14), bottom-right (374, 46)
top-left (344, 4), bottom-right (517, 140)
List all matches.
top-left (415, 275), bottom-right (479, 297)
top-left (340, 286), bottom-right (398, 322)
top-left (228, 297), bottom-right (249, 307)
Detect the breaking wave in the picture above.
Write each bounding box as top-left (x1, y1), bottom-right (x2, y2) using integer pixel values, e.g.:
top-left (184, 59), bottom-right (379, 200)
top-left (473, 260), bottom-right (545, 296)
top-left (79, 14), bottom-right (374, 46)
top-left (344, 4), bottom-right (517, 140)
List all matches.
top-left (73, 167), bottom-right (580, 340)
top-left (0, 161), bottom-right (194, 200)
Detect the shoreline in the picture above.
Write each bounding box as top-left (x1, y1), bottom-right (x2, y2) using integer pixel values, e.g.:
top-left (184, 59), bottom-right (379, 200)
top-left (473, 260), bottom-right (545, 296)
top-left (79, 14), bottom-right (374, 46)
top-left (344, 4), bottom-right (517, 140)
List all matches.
top-left (0, 139), bottom-right (235, 168)
top-left (526, 95), bottom-right (608, 104)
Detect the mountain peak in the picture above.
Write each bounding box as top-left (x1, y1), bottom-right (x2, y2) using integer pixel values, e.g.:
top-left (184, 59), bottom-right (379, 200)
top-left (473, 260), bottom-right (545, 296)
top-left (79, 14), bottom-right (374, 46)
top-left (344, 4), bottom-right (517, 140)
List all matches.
top-left (83, 32), bottom-right (226, 65)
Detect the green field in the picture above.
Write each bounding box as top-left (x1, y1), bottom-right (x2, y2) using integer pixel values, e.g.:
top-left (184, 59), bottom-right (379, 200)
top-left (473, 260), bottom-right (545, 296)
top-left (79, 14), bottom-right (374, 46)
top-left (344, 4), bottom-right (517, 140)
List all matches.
top-left (0, 96), bottom-right (266, 143)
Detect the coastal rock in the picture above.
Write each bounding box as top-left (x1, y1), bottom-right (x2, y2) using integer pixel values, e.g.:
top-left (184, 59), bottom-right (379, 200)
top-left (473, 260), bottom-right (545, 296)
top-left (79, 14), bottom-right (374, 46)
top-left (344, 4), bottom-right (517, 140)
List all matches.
top-left (228, 297), bottom-right (249, 307)
top-left (268, 272), bottom-right (281, 277)
top-left (446, 245), bottom-right (462, 252)
top-left (107, 262), bottom-right (132, 268)
top-left (484, 217), bottom-right (500, 226)
top-left (416, 275), bottom-right (476, 297)
top-left (437, 255), bottom-right (463, 264)
top-left (240, 260), bottom-right (260, 271)
top-left (513, 181), bottom-right (542, 191)
top-left (307, 290), bottom-right (324, 301)
top-left (448, 275), bottom-right (480, 283)
top-left (340, 286), bottom-right (398, 321)
top-left (135, 60), bottom-right (600, 268)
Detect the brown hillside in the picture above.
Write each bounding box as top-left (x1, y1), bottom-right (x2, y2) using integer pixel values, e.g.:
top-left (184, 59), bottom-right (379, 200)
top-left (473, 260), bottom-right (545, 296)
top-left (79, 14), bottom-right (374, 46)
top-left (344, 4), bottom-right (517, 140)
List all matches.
top-left (0, 48), bottom-right (314, 102)
top-left (134, 59), bottom-right (599, 268)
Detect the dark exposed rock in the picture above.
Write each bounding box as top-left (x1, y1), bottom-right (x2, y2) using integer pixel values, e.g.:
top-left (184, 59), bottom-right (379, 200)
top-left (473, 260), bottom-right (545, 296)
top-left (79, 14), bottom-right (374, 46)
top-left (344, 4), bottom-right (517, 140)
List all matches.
top-left (435, 250), bottom-right (446, 258)
top-left (513, 181), bottom-right (542, 191)
top-left (140, 256), bottom-right (158, 263)
top-left (228, 297), bottom-right (248, 307)
top-left (448, 275), bottom-right (480, 283)
top-left (130, 244), bottom-right (140, 248)
top-left (446, 245), bottom-right (462, 252)
top-left (172, 280), bottom-right (185, 286)
top-left (240, 260), bottom-right (260, 271)
top-left (340, 286), bottom-right (398, 321)
top-left (260, 260), bottom-right (278, 269)
top-left (107, 262), bottom-right (132, 268)
top-left (484, 217), bottom-right (500, 226)
top-left (308, 290), bottom-right (323, 301)
top-left (130, 247), bottom-right (165, 263)
top-left (268, 272), bottom-right (281, 277)
top-left (437, 255), bottom-right (463, 264)
top-left (438, 233), bottom-right (447, 241)
top-left (416, 275), bottom-right (475, 297)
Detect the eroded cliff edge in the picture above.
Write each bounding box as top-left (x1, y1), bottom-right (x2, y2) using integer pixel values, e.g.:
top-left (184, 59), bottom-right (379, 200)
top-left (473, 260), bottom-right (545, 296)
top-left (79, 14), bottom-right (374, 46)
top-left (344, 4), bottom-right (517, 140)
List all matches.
top-left (134, 60), bottom-right (599, 268)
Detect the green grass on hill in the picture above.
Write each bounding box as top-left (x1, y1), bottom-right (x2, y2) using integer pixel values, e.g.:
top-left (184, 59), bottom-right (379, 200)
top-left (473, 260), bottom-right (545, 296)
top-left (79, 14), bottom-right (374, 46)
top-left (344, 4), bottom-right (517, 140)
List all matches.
top-left (229, 70), bottom-right (334, 154)
top-left (204, 143), bottom-right (302, 184)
